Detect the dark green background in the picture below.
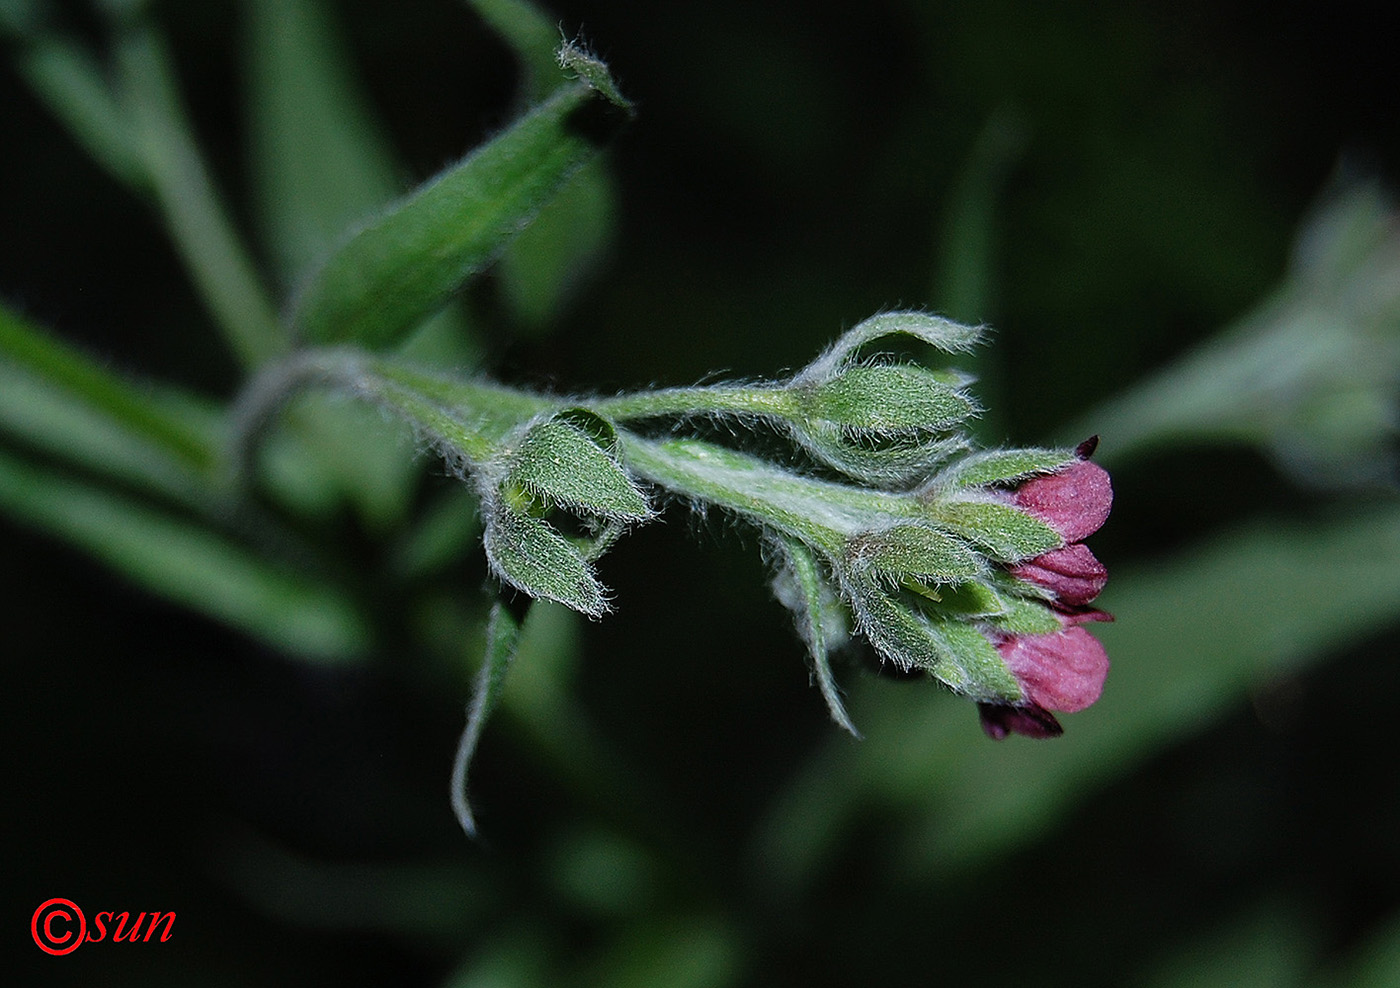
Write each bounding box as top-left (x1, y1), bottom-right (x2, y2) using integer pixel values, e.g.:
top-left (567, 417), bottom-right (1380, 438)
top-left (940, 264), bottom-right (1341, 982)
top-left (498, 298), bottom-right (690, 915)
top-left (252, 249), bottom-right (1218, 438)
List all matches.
top-left (5, 0), bottom-right (1398, 984)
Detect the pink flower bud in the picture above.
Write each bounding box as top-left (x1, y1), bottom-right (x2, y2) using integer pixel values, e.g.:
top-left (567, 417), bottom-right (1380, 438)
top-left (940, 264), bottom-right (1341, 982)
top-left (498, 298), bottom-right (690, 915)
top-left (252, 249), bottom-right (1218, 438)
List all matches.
top-left (1010, 543), bottom-right (1108, 606)
top-left (996, 622), bottom-right (1110, 713)
top-left (1012, 459), bottom-right (1112, 543)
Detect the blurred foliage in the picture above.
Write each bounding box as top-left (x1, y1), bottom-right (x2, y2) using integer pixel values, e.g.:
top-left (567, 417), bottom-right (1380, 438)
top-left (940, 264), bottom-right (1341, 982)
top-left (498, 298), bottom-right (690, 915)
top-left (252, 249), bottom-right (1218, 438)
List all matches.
top-left (3, 0), bottom-right (1398, 986)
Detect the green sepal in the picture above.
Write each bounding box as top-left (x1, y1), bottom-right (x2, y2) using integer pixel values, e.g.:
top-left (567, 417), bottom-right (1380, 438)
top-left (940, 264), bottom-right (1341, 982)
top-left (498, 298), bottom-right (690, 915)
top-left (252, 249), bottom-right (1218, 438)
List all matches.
top-left (509, 411), bottom-right (650, 522)
top-left (943, 447), bottom-right (1078, 488)
top-left (293, 65), bottom-right (630, 350)
top-left (851, 524), bottom-right (982, 582)
top-left (924, 617), bottom-right (1021, 701)
top-left (925, 498), bottom-right (1062, 562)
top-left (483, 504), bottom-right (609, 616)
top-left (842, 569), bottom-right (1020, 701)
top-left (926, 579), bottom-right (1005, 617)
top-left (814, 311), bottom-right (984, 369)
top-left (981, 596), bottom-right (1064, 636)
top-left (802, 364), bottom-right (976, 434)
top-left (787, 421), bottom-right (967, 487)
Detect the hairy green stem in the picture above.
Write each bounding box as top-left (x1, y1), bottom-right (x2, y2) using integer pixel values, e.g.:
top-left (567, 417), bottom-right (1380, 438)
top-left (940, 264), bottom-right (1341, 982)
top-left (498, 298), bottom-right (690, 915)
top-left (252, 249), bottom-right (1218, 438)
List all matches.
top-left (592, 384), bottom-right (797, 421)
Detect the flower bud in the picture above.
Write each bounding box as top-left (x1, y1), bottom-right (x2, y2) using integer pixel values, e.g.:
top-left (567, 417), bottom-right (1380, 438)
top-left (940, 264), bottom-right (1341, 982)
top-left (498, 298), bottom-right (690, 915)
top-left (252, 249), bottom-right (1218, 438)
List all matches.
top-left (801, 364), bottom-right (976, 434)
top-left (507, 410), bottom-right (651, 522)
top-left (1009, 543), bottom-right (1107, 607)
top-left (978, 702), bottom-right (1063, 740)
top-left (993, 610), bottom-right (1112, 714)
top-left (1010, 458), bottom-right (1112, 543)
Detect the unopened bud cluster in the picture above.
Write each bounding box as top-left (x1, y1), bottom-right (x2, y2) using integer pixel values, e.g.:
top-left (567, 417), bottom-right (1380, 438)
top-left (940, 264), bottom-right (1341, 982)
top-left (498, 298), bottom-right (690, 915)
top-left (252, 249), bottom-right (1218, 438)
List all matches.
top-left (347, 312), bottom-right (1113, 738)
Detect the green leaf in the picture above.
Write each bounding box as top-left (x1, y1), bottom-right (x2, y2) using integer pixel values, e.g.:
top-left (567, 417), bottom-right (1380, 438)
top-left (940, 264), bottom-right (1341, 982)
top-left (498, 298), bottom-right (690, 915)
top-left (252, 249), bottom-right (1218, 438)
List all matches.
top-left (451, 599), bottom-right (525, 837)
top-left (803, 364), bottom-right (976, 433)
top-left (795, 311), bottom-right (985, 388)
top-left (0, 303), bottom-right (220, 502)
top-left (776, 537), bottom-right (859, 737)
top-left (0, 449), bottom-right (369, 661)
top-left (498, 158), bottom-right (618, 331)
top-left (11, 34), bottom-right (145, 187)
top-left (484, 505), bottom-right (609, 616)
top-left (943, 447), bottom-right (1079, 488)
top-left (926, 498), bottom-right (1062, 561)
top-left (464, 0), bottom-right (562, 102)
top-left (244, 0), bottom-right (402, 286)
top-left (510, 414), bottom-right (650, 521)
top-left (294, 69), bottom-right (632, 350)
top-left (852, 524), bottom-right (982, 582)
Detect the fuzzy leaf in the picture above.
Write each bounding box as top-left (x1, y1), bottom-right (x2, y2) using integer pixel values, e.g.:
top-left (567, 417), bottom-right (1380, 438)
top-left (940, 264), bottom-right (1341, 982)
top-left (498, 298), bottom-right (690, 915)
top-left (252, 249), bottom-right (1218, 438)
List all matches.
top-left (926, 498), bottom-right (1063, 562)
top-left (803, 364), bottom-right (976, 433)
top-left (788, 420), bottom-right (967, 487)
top-left (944, 447), bottom-right (1079, 488)
top-left (294, 67), bottom-right (631, 350)
top-left (451, 599), bottom-right (525, 837)
top-left (510, 414), bottom-right (650, 521)
top-left (852, 524), bottom-right (981, 582)
top-left (843, 570), bottom-right (1019, 700)
top-left (796, 311), bottom-right (984, 387)
top-left (484, 505), bottom-right (609, 616)
top-left (776, 537), bottom-right (859, 737)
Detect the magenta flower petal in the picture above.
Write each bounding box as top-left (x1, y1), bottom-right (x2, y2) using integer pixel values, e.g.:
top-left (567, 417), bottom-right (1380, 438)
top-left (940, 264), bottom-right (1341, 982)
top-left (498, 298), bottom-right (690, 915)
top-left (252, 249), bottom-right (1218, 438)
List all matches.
top-left (996, 625), bottom-right (1110, 713)
top-left (1013, 460), bottom-right (1112, 543)
top-left (1010, 543), bottom-right (1108, 606)
top-left (978, 702), bottom-right (1063, 740)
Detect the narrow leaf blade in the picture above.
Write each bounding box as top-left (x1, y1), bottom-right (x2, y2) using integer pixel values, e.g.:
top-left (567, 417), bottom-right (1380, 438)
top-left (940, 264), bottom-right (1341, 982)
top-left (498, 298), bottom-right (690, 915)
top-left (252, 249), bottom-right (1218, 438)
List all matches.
top-left (452, 599), bottom-right (526, 837)
top-left (294, 71), bottom-right (631, 350)
top-left (779, 537), bottom-right (860, 737)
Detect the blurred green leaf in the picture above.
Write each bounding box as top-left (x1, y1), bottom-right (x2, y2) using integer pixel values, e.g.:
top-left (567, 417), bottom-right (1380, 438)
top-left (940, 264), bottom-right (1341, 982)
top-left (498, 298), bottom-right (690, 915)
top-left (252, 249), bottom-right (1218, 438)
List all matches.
top-left (498, 158), bottom-right (619, 332)
top-left (244, 0), bottom-right (401, 286)
top-left (577, 914), bottom-right (741, 988)
top-left (1313, 909), bottom-right (1400, 988)
top-left (0, 302), bottom-right (220, 502)
top-left (463, 0), bottom-right (560, 102)
top-left (10, 33), bottom-right (145, 186)
top-left (1070, 184), bottom-right (1400, 488)
top-left (293, 68), bottom-right (632, 350)
top-left (1139, 899), bottom-right (1316, 988)
top-left (113, 23), bottom-right (285, 366)
top-left (244, 0), bottom-right (484, 531)
top-left (0, 449), bottom-right (369, 661)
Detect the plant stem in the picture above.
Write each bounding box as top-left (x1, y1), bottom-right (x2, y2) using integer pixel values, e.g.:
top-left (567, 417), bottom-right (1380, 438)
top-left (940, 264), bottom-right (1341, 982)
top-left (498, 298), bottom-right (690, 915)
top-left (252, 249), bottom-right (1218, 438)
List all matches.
top-left (617, 434), bottom-right (902, 556)
top-left (591, 384), bottom-right (797, 421)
